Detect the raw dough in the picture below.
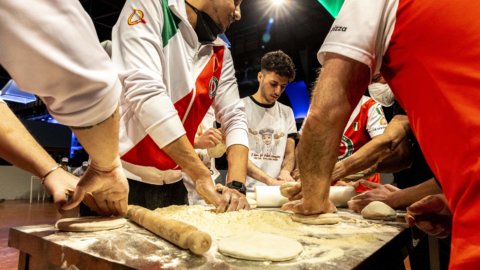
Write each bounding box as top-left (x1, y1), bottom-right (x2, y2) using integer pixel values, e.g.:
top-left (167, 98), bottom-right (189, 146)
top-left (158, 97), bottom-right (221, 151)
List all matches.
top-left (218, 232), bottom-right (303, 261)
top-left (56, 216), bottom-right (127, 232)
top-left (329, 186), bottom-right (357, 207)
top-left (246, 197), bottom-right (257, 209)
top-left (361, 201), bottom-right (396, 221)
top-left (255, 186), bottom-right (288, 207)
top-left (279, 184), bottom-right (356, 207)
top-left (207, 142), bottom-right (227, 158)
top-left (291, 213), bottom-right (341, 225)
top-left (279, 182), bottom-right (298, 197)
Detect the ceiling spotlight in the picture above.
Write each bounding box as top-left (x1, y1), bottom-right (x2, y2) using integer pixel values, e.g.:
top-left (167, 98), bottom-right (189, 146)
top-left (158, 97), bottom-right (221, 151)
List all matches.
top-left (272, 0), bottom-right (285, 7)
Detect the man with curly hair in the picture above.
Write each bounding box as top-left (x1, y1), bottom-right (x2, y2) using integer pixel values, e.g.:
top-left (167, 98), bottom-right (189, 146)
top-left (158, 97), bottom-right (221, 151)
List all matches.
top-left (243, 51), bottom-right (297, 191)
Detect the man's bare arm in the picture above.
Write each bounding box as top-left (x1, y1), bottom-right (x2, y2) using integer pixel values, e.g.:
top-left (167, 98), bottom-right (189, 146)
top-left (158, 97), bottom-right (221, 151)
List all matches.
top-left (277, 137), bottom-right (296, 181)
top-left (0, 103), bottom-right (79, 209)
top-left (284, 53), bottom-right (370, 214)
top-left (332, 115), bottom-right (412, 180)
top-left (64, 108), bottom-right (129, 216)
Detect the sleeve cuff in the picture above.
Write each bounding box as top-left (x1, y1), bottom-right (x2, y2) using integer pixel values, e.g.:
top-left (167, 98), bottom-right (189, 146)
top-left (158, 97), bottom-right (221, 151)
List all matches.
top-left (147, 114), bottom-right (186, 148)
top-left (318, 43), bottom-right (374, 78)
top-left (225, 128), bottom-right (249, 149)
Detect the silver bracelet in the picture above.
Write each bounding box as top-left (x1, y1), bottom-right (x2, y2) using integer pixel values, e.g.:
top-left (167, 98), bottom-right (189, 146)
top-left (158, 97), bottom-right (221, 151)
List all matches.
top-left (41, 164), bottom-right (62, 185)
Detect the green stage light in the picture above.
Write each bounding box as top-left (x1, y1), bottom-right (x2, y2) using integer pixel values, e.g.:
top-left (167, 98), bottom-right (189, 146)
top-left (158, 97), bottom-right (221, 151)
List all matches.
top-left (317, 0), bottom-right (344, 18)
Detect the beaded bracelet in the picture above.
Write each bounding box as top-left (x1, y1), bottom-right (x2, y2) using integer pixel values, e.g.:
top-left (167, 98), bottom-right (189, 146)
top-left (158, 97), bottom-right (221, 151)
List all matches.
top-left (41, 164), bottom-right (62, 185)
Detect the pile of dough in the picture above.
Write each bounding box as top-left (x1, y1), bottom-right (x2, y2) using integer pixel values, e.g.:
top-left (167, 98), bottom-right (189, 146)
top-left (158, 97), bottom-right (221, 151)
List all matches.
top-left (361, 201), bottom-right (396, 221)
top-left (255, 186), bottom-right (288, 207)
top-left (329, 186), bottom-right (357, 207)
top-left (56, 216), bottom-right (127, 232)
top-left (245, 192), bottom-right (258, 209)
top-left (279, 182), bottom-right (298, 198)
top-left (207, 141), bottom-right (227, 158)
top-left (218, 232), bottom-right (303, 261)
top-left (279, 184), bottom-right (356, 207)
top-left (291, 213), bottom-right (341, 225)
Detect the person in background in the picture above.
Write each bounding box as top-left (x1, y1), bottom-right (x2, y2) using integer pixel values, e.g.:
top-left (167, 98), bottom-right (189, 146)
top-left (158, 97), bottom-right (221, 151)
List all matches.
top-left (60, 157), bottom-right (72, 173)
top-left (112, 0), bottom-right (249, 212)
top-left (243, 51), bottom-right (297, 191)
top-left (73, 161), bottom-right (90, 177)
top-left (285, 1), bottom-right (479, 268)
top-left (0, 1), bottom-right (128, 216)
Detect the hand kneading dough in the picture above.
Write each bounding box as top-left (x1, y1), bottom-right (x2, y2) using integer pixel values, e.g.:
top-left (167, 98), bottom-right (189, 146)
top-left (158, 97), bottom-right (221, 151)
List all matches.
top-left (361, 201), bottom-right (396, 221)
top-left (329, 186), bottom-right (357, 207)
top-left (218, 232), bottom-right (303, 261)
top-left (280, 182), bottom-right (298, 197)
top-left (291, 213), bottom-right (341, 225)
top-left (56, 216), bottom-right (127, 232)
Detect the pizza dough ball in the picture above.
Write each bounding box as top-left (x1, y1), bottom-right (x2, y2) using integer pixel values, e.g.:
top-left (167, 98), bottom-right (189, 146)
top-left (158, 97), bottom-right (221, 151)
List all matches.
top-left (361, 201), bottom-right (396, 221)
top-left (207, 142), bottom-right (227, 158)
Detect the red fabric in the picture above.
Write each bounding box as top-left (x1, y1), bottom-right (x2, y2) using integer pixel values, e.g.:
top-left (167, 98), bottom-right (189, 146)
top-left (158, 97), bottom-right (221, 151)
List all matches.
top-left (338, 98), bottom-right (382, 192)
top-left (381, 1), bottom-right (480, 268)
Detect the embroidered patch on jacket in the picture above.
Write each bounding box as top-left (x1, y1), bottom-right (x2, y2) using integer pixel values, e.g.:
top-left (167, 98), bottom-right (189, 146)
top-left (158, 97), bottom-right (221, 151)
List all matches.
top-left (128, 9), bottom-right (147, 25)
top-left (209, 77), bottom-right (219, 98)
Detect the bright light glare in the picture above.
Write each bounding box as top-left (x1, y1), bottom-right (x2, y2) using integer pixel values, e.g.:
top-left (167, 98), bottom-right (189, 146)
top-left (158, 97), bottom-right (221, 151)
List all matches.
top-left (272, 0), bottom-right (285, 6)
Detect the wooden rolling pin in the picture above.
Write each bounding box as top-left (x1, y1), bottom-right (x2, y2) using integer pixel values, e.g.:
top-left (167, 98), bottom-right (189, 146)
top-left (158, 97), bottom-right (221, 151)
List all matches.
top-left (127, 205), bottom-right (212, 255)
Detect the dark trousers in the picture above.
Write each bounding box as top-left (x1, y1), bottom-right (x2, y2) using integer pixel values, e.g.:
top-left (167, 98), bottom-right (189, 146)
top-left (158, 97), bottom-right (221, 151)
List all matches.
top-left (127, 178), bottom-right (188, 210)
top-left (80, 178), bottom-right (188, 216)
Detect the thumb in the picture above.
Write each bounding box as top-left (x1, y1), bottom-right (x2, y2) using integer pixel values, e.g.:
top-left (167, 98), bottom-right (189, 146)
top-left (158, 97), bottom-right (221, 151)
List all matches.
top-left (407, 195), bottom-right (446, 216)
top-left (61, 186), bottom-right (86, 211)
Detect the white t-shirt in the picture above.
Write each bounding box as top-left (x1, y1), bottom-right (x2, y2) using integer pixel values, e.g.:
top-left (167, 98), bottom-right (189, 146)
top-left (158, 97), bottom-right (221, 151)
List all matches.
top-left (243, 96), bottom-right (297, 190)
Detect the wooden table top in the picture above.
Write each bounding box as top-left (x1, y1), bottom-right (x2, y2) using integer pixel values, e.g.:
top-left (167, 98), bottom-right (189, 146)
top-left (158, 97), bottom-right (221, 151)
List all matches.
top-left (8, 209), bottom-right (412, 270)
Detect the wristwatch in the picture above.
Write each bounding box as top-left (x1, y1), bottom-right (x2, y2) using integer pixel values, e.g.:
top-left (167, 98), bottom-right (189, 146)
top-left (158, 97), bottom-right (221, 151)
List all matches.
top-left (226, 180), bottom-right (247, 195)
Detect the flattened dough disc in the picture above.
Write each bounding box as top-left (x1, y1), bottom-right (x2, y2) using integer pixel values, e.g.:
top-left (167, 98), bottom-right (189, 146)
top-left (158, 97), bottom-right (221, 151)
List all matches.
top-left (56, 216), bottom-right (127, 232)
top-left (218, 232), bottom-right (303, 261)
top-left (291, 213), bottom-right (341, 225)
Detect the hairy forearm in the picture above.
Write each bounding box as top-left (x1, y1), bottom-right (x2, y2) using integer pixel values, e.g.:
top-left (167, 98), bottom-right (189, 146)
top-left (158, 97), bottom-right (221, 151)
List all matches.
top-left (70, 107), bottom-right (121, 170)
top-left (163, 135), bottom-right (211, 181)
top-left (226, 144), bottom-right (248, 183)
top-left (247, 160), bottom-right (275, 184)
top-left (300, 54), bottom-right (369, 201)
top-left (0, 103), bottom-right (57, 176)
top-left (280, 138), bottom-right (295, 173)
top-left (333, 114), bottom-right (412, 179)
top-left (376, 138), bottom-right (412, 173)
top-left (332, 138), bottom-right (388, 181)
top-left (387, 178), bottom-right (442, 209)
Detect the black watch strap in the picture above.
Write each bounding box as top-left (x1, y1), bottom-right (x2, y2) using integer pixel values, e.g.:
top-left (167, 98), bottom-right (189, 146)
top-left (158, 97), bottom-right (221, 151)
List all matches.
top-left (226, 180), bottom-right (247, 195)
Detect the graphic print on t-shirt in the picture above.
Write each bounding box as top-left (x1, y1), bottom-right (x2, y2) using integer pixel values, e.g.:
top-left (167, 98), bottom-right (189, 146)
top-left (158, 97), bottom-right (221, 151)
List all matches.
top-left (248, 127), bottom-right (285, 161)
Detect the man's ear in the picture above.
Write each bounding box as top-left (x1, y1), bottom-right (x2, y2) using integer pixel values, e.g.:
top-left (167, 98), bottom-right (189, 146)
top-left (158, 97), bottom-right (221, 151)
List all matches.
top-left (257, 71), bottom-right (263, 82)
